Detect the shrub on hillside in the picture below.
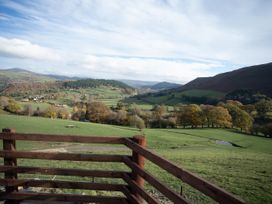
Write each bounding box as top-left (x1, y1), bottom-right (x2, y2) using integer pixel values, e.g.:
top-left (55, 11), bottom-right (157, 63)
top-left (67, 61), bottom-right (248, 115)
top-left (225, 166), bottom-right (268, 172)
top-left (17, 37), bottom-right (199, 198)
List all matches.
top-left (57, 107), bottom-right (70, 119)
top-left (128, 114), bottom-right (145, 130)
top-left (0, 96), bottom-right (9, 109)
top-left (5, 99), bottom-right (21, 114)
top-left (86, 101), bottom-right (111, 123)
top-left (43, 105), bottom-right (58, 119)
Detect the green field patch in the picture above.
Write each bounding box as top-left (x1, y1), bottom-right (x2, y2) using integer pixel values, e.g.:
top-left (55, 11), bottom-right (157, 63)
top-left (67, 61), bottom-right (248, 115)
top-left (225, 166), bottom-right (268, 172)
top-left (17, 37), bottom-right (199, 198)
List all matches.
top-left (179, 89), bottom-right (225, 98)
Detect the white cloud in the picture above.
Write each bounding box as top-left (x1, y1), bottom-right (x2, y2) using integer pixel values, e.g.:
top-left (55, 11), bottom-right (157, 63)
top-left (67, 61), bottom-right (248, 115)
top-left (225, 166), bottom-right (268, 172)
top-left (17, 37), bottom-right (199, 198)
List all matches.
top-left (0, 0), bottom-right (271, 82)
top-left (81, 55), bottom-right (221, 83)
top-left (0, 36), bottom-right (60, 61)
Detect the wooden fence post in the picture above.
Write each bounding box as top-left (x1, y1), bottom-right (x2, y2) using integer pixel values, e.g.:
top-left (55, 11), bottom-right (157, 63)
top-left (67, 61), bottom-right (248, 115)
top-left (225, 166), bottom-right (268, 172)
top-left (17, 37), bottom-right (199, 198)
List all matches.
top-left (131, 135), bottom-right (146, 204)
top-left (2, 128), bottom-right (19, 204)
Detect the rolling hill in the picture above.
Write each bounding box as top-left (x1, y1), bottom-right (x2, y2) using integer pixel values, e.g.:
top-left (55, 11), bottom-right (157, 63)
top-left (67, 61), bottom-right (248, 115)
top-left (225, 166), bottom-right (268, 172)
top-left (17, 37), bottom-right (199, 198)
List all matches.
top-left (0, 68), bottom-right (135, 97)
top-left (0, 68), bottom-right (55, 81)
top-left (181, 62), bottom-right (272, 96)
top-left (144, 81), bottom-right (181, 91)
top-left (0, 68), bottom-right (55, 91)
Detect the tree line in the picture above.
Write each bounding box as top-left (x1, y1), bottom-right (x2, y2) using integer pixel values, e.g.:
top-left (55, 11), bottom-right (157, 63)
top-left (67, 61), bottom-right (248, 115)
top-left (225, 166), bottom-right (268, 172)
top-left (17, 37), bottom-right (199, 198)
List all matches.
top-left (1, 96), bottom-right (272, 137)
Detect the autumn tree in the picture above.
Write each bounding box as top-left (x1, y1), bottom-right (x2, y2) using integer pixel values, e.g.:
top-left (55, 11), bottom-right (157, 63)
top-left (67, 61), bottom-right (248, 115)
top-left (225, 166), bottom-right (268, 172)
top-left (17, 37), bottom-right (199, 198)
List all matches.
top-left (57, 107), bottom-right (70, 119)
top-left (152, 105), bottom-right (167, 128)
top-left (241, 104), bottom-right (257, 117)
top-left (129, 103), bottom-right (142, 116)
top-left (44, 105), bottom-right (58, 119)
top-left (116, 109), bottom-right (128, 125)
top-left (152, 105), bottom-right (167, 119)
top-left (107, 111), bottom-right (118, 124)
top-left (5, 99), bottom-right (21, 114)
top-left (0, 96), bottom-right (9, 109)
top-left (175, 104), bottom-right (202, 128)
top-left (71, 102), bottom-right (87, 121)
top-left (86, 101), bottom-right (111, 123)
top-left (226, 100), bottom-right (243, 107)
top-left (226, 104), bottom-right (253, 132)
top-left (210, 106), bottom-right (232, 128)
top-left (128, 114), bottom-right (145, 130)
top-left (167, 117), bottom-right (177, 128)
top-left (255, 100), bottom-right (272, 123)
top-left (200, 105), bottom-right (213, 127)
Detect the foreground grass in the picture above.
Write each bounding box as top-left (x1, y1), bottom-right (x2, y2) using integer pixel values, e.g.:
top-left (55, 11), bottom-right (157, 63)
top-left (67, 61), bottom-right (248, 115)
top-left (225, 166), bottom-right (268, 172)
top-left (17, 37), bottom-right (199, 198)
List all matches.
top-left (0, 114), bottom-right (271, 203)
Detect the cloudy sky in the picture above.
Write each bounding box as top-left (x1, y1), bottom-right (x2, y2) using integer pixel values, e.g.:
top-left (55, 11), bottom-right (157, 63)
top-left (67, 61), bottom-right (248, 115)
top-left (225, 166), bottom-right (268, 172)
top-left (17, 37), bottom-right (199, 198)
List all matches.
top-left (0, 0), bottom-right (271, 83)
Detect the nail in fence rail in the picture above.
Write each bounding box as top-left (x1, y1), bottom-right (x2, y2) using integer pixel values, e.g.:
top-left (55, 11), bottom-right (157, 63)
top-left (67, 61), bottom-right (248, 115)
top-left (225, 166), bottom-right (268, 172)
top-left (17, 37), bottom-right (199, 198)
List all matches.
top-left (0, 128), bottom-right (247, 204)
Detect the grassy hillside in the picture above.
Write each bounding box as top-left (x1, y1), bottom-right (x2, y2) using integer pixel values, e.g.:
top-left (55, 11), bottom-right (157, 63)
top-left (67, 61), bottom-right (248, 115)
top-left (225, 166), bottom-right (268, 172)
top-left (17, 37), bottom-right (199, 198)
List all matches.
top-left (125, 89), bottom-right (225, 105)
top-left (0, 114), bottom-right (271, 203)
top-left (181, 62), bottom-right (272, 96)
top-left (0, 68), bottom-right (82, 83)
top-left (0, 68), bottom-right (55, 83)
top-left (0, 68), bottom-right (55, 91)
top-left (50, 86), bottom-right (133, 107)
top-left (179, 89), bottom-right (225, 98)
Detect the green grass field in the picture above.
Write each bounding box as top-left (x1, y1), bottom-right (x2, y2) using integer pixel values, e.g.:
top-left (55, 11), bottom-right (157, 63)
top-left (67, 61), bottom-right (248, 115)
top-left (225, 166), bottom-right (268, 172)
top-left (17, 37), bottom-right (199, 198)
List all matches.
top-left (19, 101), bottom-right (51, 111)
top-left (125, 89), bottom-right (225, 106)
top-left (50, 87), bottom-right (132, 107)
top-left (0, 114), bottom-right (271, 203)
top-left (178, 89), bottom-right (225, 98)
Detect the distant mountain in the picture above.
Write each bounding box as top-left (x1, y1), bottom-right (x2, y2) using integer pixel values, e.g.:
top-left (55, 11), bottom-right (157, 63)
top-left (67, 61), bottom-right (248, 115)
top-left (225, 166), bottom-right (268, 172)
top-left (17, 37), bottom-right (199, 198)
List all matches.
top-left (147, 81), bottom-right (181, 91)
top-left (44, 74), bottom-right (83, 81)
top-left (0, 68), bottom-right (84, 82)
top-left (181, 62), bottom-right (272, 96)
top-left (0, 68), bottom-right (56, 91)
top-left (0, 68), bottom-right (55, 82)
top-left (120, 79), bottom-right (159, 88)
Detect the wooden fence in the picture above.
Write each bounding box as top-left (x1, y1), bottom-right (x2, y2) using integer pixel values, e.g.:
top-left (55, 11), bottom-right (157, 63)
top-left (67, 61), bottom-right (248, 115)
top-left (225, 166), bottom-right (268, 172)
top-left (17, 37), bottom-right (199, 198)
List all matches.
top-left (0, 128), bottom-right (246, 204)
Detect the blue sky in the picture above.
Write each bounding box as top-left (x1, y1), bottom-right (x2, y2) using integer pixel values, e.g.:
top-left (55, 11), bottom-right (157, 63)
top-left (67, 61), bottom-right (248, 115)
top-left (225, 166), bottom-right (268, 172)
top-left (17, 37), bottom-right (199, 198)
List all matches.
top-left (0, 0), bottom-right (271, 83)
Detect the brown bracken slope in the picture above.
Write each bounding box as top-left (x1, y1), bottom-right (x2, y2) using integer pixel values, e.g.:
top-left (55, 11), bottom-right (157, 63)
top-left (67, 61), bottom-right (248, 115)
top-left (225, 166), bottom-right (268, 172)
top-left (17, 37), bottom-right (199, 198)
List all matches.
top-left (180, 62), bottom-right (272, 96)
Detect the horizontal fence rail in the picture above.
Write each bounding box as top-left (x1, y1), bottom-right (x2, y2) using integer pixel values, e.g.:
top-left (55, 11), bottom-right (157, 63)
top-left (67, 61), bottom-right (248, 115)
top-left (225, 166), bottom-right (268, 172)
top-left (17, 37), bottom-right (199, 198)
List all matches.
top-left (0, 166), bottom-right (126, 178)
top-left (0, 132), bottom-right (125, 144)
top-left (0, 192), bottom-right (129, 204)
top-left (0, 150), bottom-right (127, 162)
top-left (0, 128), bottom-right (246, 204)
top-left (0, 179), bottom-right (126, 191)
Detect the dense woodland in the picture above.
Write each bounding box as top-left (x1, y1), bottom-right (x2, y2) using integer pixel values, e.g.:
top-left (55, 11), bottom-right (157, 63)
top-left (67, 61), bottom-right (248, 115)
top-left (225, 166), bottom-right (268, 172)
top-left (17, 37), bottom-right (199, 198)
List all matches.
top-left (63, 79), bottom-right (131, 89)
